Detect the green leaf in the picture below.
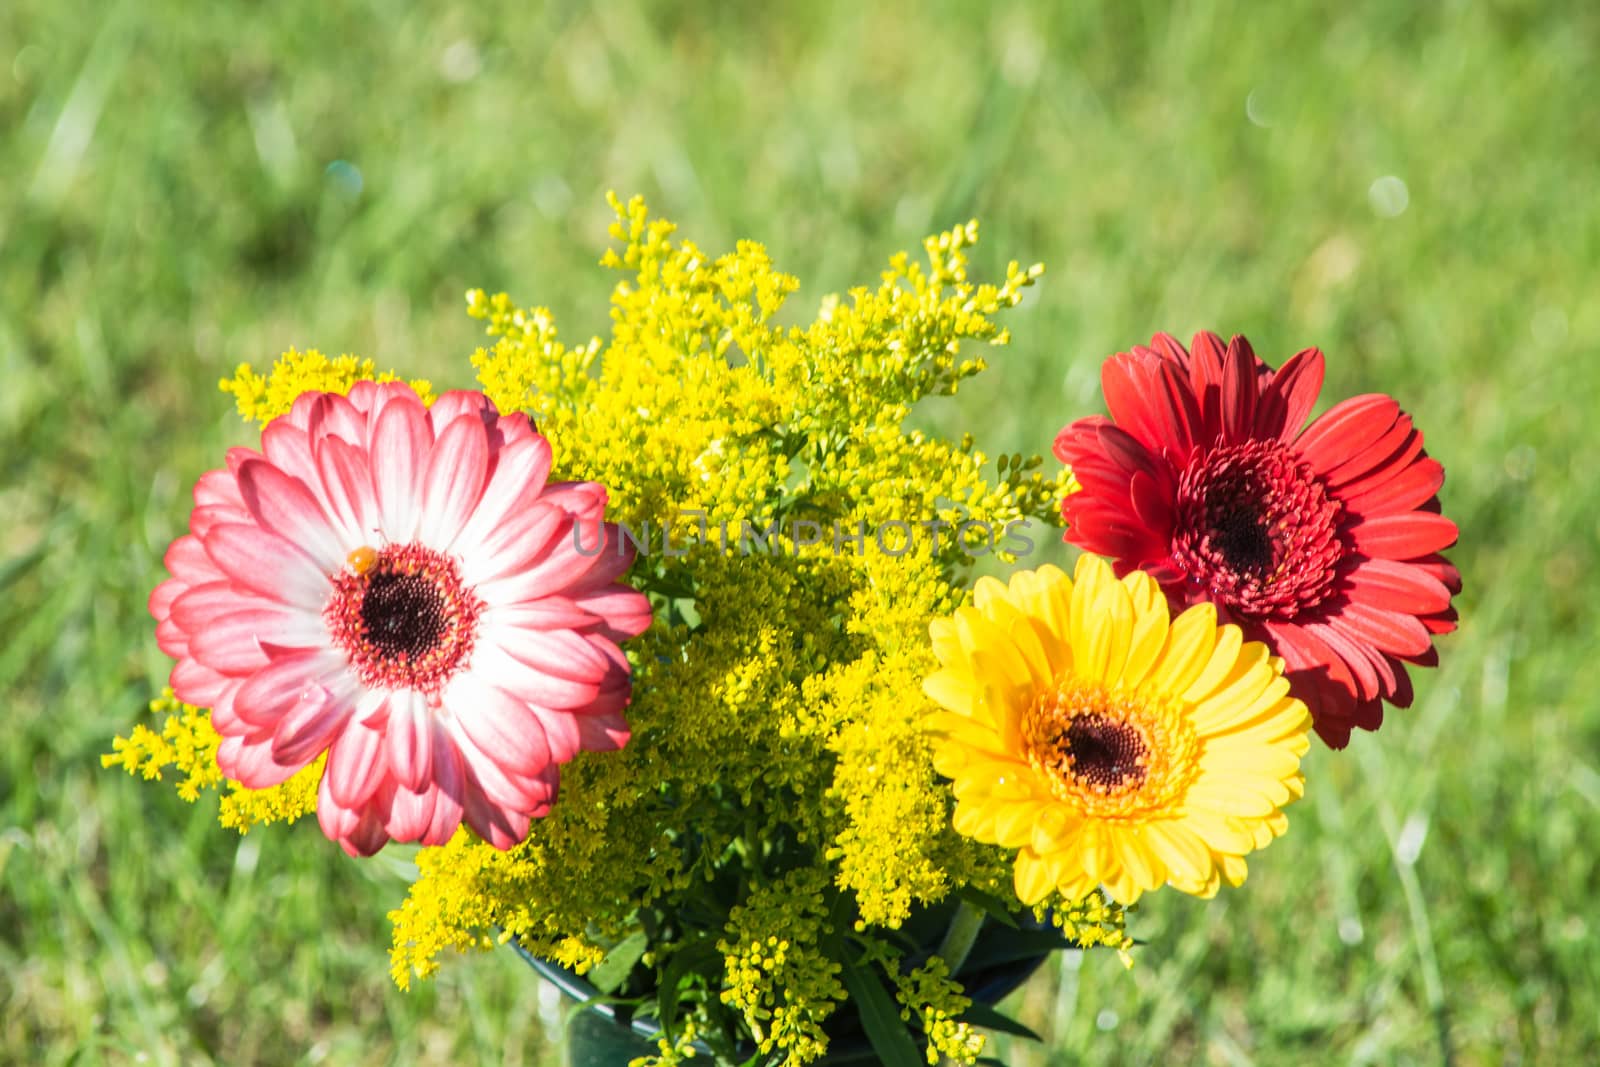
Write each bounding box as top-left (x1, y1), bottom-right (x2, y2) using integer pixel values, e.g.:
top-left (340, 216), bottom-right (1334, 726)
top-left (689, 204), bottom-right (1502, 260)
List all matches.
top-left (960, 1002), bottom-right (1042, 1042)
top-left (657, 938), bottom-right (721, 1035)
top-left (588, 931), bottom-right (649, 994)
top-left (954, 886), bottom-right (1020, 930)
top-left (832, 944), bottom-right (923, 1067)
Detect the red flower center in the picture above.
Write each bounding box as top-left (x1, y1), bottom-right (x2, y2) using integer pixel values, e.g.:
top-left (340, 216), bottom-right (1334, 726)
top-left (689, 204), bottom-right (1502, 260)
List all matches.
top-left (1170, 440), bottom-right (1343, 618)
top-left (325, 543), bottom-right (484, 694)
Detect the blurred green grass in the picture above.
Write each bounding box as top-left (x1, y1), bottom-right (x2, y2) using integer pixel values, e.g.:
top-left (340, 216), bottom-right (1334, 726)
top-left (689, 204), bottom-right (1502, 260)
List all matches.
top-left (3, 1), bottom-right (1597, 1063)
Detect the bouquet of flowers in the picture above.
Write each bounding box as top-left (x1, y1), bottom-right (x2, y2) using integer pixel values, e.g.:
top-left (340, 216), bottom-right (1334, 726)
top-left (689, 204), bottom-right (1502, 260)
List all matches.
top-left (108, 196), bottom-right (1458, 1066)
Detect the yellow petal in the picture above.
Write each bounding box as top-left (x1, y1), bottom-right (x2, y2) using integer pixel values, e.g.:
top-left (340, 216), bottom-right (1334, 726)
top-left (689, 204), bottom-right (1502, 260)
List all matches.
top-left (1070, 555), bottom-right (1132, 685)
top-left (922, 669), bottom-right (977, 715)
top-left (1144, 821), bottom-right (1215, 886)
top-left (929, 617), bottom-right (962, 665)
top-left (1013, 848), bottom-right (1055, 906)
top-left (1181, 622), bottom-right (1244, 703)
top-left (1120, 570), bottom-right (1169, 689)
top-left (1152, 602), bottom-right (1218, 698)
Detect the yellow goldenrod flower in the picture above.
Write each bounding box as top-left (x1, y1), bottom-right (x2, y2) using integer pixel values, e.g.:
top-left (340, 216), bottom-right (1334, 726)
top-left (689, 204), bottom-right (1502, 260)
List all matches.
top-left (924, 554), bottom-right (1311, 905)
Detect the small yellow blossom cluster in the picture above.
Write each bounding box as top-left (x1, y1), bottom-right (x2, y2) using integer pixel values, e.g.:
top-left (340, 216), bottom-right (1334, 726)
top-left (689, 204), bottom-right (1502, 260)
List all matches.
top-left (888, 955), bottom-right (985, 1066)
top-left (717, 869), bottom-right (845, 1063)
top-left (1038, 891), bottom-right (1136, 959)
top-left (103, 689), bottom-right (321, 832)
top-left (219, 349), bottom-right (434, 423)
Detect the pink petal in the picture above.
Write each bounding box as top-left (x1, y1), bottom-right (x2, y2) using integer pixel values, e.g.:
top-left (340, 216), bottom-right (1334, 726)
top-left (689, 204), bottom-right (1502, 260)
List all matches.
top-left (453, 436), bottom-right (555, 568)
top-left (454, 727), bottom-right (551, 810)
top-left (236, 460), bottom-right (345, 571)
top-left (341, 808), bottom-right (393, 857)
top-left (270, 683), bottom-right (352, 767)
top-left (493, 627), bottom-right (611, 683)
top-left (369, 395), bottom-right (432, 541)
top-left (473, 642), bottom-right (602, 709)
top-left (260, 421), bottom-right (316, 485)
top-left (306, 392), bottom-right (367, 447)
top-left (418, 414), bottom-right (490, 549)
top-left (325, 716), bottom-right (389, 808)
top-left (169, 657), bottom-right (231, 707)
top-left (427, 390), bottom-right (499, 430)
top-left (422, 740), bottom-right (466, 845)
top-left (233, 650), bottom-right (349, 727)
top-left (533, 706), bottom-right (583, 763)
top-left (316, 771), bottom-right (362, 840)
top-left (385, 782), bottom-right (437, 843)
top-left (463, 778), bottom-right (538, 850)
top-left (384, 689), bottom-right (435, 793)
top-left (569, 587), bottom-right (653, 641)
top-left (573, 710), bottom-right (630, 752)
top-left (194, 468), bottom-right (247, 511)
top-left (446, 673), bottom-right (553, 778)
top-left (203, 522), bottom-right (330, 609)
top-left (313, 436), bottom-right (375, 546)
top-left (164, 534), bottom-right (223, 587)
top-left (217, 732), bottom-right (301, 789)
top-left (170, 583), bottom-right (325, 650)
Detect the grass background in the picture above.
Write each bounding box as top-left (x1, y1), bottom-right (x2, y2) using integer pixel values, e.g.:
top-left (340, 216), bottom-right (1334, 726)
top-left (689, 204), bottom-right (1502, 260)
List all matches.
top-left (3, 1), bottom-right (1597, 1063)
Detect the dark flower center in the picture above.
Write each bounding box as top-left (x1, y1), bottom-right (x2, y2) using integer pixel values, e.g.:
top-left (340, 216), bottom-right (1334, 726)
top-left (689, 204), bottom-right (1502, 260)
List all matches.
top-left (1171, 440), bottom-right (1343, 618)
top-left (360, 571), bottom-right (448, 660)
top-left (1062, 714), bottom-right (1148, 791)
top-left (325, 544), bottom-right (483, 694)
top-left (1024, 682), bottom-right (1198, 816)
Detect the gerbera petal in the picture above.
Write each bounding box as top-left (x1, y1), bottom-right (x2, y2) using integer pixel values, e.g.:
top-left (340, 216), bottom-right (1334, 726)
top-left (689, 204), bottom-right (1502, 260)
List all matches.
top-left (384, 689), bottom-right (435, 793)
top-left (1348, 512), bottom-right (1459, 559)
top-left (202, 522), bottom-right (329, 609)
top-left (325, 715), bottom-right (389, 808)
top-left (418, 413), bottom-right (490, 550)
top-left (369, 395), bottom-right (432, 540)
top-left (1257, 347), bottom-right (1324, 441)
top-left (271, 682), bottom-right (354, 768)
top-left (236, 459), bottom-right (346, 571)
top-left (445, 672), bottom-right (553, 778)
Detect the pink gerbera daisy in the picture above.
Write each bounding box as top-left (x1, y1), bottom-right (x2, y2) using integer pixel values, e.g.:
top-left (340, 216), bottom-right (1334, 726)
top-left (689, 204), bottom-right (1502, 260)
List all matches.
top-left (150, 381), bottom-right (652, 855)
top-left (1053, 332), bottom-right (1459, 748)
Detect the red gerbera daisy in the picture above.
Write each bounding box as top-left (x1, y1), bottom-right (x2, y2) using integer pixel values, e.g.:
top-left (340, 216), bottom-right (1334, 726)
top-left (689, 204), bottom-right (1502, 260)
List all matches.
top-left (1053, 331), bottom-right (1459, 748)
top-left (150, 382), bottom-right (652, 854)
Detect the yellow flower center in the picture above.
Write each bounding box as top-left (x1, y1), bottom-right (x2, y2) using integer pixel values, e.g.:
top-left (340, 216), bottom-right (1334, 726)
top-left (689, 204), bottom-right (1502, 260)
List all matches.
top-left (1023, 681), bottom-right (1199, 818)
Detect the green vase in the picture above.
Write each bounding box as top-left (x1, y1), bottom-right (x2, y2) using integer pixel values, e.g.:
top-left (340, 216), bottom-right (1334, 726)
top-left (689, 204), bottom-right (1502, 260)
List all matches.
top-left (514, 916), bottom-right (1055, 1067)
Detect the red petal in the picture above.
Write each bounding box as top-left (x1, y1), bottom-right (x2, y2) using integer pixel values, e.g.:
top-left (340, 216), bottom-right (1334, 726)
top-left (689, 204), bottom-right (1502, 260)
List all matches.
top-left (1187, 331), bottom-right (1229, 439)
top-left (1344, 558), bottom-right (1454, 614)
top-left (1348, 512), bottom-right (1459, 559)
top-left (1340, 458), bottom-right (1446, 518)
top-left (1295, 394), bottom-right (1400, 477)
top-left (1334, 601), bottom-right (1433, 657)
top-left (1258, 348), bottom-right (1324, 441)
top-left (1220, 335), bottom-right (1258, 443)
top-left (1101, 355), bottom-right (1166, 453)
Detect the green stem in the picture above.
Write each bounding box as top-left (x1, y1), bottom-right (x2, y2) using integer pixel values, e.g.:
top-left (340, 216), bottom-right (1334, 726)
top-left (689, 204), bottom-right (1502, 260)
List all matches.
top-left (934, 900), bottom-right (985, 976)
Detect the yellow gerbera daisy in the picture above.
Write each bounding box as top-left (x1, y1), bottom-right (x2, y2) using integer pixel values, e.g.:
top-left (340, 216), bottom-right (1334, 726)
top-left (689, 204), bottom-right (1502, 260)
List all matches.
top-left (923, 554), bottom-right (1311, 905)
